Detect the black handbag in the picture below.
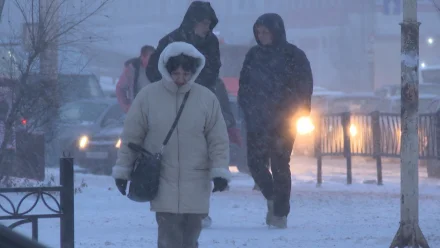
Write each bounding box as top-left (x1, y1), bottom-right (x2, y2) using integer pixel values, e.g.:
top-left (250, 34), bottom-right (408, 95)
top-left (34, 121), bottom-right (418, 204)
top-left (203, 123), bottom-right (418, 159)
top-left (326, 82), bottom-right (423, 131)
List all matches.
top-left (126, 91), bottom-right (190, 202)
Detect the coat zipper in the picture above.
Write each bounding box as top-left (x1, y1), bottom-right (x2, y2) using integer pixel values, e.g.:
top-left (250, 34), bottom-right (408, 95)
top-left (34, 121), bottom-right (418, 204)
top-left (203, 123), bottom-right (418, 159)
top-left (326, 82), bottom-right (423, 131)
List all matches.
top-left (176, 91), bottom-right (181, 212)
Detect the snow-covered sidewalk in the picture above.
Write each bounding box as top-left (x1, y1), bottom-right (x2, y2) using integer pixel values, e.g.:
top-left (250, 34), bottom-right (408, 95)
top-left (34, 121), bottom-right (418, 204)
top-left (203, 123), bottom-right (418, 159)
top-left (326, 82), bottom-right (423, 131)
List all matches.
top-left (2, 157), bottom-right (440, 247)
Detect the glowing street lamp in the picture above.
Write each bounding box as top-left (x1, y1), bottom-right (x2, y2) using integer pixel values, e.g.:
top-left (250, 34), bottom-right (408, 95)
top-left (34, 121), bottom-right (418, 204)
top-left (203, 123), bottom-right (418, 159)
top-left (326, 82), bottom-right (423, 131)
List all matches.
top-left (427, 37), bottom-right (434, 45)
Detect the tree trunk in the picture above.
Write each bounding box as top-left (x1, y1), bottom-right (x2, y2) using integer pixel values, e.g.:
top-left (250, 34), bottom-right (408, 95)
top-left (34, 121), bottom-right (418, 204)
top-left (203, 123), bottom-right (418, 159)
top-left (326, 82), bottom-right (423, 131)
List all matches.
top-left (39, 0), bottom-right (60, 166)
top-left (0, 117), bottom-right (18, 182)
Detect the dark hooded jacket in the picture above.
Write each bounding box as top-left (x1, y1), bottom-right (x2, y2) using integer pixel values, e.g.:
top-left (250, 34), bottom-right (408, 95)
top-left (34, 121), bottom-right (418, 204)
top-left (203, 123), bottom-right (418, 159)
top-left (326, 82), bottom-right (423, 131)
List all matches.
top-left (124, 57), bottom-right (142, 93)
top-left (146, 1), bottom-right (221, 91)
top-left (238, 13), bottom-right (313, 133)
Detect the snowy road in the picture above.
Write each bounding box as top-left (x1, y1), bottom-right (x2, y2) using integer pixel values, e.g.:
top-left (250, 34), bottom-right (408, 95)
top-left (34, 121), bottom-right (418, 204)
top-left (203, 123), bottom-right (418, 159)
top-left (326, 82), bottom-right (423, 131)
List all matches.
top-left (2, 157), bottom-right (440, 247)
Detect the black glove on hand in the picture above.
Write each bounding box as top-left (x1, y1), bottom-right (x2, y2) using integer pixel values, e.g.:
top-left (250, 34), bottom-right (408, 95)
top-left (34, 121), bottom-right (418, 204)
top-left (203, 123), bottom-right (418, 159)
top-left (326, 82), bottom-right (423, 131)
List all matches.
top-left (115, 179), bottom-right (128, 196)
top-left (212, 177), bottom-right (228, 192)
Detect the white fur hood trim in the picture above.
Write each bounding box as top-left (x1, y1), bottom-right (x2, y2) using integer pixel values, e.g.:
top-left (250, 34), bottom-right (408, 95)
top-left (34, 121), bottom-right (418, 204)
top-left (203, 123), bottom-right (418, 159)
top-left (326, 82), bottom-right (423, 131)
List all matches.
top-left (157, 41), bottom-right (206, 84)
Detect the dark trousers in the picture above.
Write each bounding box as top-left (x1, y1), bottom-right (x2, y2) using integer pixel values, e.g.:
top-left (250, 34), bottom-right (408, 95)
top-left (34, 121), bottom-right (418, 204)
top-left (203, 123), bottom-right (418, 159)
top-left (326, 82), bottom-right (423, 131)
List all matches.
top-left (156, 212), bottom-right (207, 248)
top-left (214, 78), bottom-right (236, 128)
top-left (247, 131), bottom-right (294, 217)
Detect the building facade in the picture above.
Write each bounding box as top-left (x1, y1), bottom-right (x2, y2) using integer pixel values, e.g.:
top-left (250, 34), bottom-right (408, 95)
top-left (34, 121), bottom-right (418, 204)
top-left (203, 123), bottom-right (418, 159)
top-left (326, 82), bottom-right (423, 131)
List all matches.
top-left (2, 0), bottom-right (439, 90)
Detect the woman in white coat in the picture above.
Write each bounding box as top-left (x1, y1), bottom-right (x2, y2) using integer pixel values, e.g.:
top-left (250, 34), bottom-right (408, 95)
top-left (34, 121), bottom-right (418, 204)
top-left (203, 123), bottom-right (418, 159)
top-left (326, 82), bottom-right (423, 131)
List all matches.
top-left (112, 41), bottom-right (231, 248)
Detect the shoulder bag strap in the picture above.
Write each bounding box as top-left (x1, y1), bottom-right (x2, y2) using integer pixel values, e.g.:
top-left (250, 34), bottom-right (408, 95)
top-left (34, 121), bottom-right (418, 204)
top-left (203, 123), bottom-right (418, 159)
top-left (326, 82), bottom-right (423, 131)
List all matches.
top-left (159, 91), bottom-right (190, 154)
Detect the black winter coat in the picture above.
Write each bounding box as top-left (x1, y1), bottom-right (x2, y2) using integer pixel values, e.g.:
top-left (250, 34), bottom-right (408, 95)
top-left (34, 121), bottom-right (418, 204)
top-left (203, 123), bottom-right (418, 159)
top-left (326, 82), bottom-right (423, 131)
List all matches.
top-left (146, 1), bottom-right (221, 91)
top-left (124, 57), bottom-right (142, 96)
top-left (238, 13), bottom-right (313, 133)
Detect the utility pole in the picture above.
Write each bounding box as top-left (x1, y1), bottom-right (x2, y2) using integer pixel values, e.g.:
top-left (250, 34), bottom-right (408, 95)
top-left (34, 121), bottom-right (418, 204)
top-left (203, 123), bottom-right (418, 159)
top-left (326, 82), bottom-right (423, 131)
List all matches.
top-left (360, 0), bottom-right (374, 92)
top-left (390, 0), bottom-right (429, 247)
top-left (366, 0), bottom-right (376, 91)
top-left (38, 0), bottom-right (59, 112)
top-left (39, 0), bottom-right (59, 83)
top-left (39, 0), bottom-right (59, 165)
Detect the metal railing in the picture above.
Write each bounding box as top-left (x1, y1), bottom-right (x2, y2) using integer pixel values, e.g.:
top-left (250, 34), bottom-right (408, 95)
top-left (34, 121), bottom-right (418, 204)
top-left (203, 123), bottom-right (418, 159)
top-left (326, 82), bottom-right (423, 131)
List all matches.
top-left (315, 111), bottom-right (439, 185)
top-left (0, 157), bottom-right (74, 248)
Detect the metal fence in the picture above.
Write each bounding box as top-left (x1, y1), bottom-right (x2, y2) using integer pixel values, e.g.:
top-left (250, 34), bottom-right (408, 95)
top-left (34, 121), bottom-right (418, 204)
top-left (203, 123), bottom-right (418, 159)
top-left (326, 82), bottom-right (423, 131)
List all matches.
top-left (315, 111), bottom-right (439, 186)
top-left (0, 157), bottom-right (74, 248)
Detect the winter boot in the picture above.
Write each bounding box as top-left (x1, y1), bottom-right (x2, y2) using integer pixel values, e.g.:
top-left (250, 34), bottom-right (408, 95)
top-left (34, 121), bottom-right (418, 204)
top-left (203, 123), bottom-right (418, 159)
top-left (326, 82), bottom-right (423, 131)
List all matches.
top-left (202, 216), bottom-right (212, 228)
top-left (266, 200), bottom-right (274, 225)
top-left (268, 216), bottom-right (287, 229)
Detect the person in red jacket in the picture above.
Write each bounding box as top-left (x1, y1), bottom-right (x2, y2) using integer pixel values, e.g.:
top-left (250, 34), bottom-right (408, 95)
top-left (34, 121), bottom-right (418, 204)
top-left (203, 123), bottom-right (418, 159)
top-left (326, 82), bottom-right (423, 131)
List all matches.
top-left (116, 45), bottom-right (155, 113)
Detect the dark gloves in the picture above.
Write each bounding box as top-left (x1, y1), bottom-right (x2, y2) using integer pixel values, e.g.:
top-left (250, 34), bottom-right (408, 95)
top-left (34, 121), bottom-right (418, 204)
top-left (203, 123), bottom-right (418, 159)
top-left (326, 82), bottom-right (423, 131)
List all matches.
top-left (115, 179), bottom-right (128, 195)
top-left (227, 127), bottom-right (242, 147)
top-left (212, 177), bottom-right (228, 192)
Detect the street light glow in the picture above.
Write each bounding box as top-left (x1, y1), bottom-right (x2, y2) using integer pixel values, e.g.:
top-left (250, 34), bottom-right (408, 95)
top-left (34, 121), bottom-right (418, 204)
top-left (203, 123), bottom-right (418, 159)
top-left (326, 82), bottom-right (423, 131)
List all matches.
top-left (427, 37), bottom-right (434, 45)
top-left (421, 62), bottom-right (426, 68)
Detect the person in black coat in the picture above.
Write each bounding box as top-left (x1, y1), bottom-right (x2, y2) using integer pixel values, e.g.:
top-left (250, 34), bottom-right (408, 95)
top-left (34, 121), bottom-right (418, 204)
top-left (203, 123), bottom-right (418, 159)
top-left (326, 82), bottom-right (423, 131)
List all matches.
top-left (146, 1), bottom-right (221, 92)
top-left (238, 13), bottom-right (313, 229)
top-left (146, 1), bottom-right (242, 145)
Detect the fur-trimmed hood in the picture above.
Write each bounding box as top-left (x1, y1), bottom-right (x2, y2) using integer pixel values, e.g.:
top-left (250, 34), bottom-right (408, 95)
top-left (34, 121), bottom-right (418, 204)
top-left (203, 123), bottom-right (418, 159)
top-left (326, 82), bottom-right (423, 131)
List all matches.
top-left (157, 41), bottom-right (206, 91)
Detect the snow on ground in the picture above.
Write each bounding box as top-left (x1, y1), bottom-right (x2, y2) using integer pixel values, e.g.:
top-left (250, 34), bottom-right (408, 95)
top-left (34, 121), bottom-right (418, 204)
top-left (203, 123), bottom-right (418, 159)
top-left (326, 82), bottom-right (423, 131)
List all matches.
top-left (2, 156), bottom-right (440, 247)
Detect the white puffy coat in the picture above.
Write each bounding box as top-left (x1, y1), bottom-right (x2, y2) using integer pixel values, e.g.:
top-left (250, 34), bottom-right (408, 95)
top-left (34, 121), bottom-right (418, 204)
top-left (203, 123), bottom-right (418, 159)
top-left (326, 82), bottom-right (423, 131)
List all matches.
top-left (112, 41), bottom-right (231, 214)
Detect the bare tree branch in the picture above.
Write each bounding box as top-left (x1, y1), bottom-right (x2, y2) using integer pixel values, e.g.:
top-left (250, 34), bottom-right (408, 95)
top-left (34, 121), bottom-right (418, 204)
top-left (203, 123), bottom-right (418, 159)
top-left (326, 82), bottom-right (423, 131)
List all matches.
top-left (0, 0), bottom-right (112, 184)
top-left (49, 1), bottom-right (111, 43)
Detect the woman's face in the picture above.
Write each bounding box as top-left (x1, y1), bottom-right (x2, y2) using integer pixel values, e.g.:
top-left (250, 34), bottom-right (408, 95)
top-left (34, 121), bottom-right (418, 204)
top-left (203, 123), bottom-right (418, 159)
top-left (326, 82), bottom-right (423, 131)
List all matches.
top-left (171, 66), bottom-right (193, 86)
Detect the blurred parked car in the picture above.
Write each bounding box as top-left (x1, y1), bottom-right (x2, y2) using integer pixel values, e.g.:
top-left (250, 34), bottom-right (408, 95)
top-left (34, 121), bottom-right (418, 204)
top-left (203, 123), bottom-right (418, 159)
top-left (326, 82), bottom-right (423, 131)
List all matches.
top-left (46, 98), bottom-right (122, 165)
top-left (75, 109), bottom-right (125, 174)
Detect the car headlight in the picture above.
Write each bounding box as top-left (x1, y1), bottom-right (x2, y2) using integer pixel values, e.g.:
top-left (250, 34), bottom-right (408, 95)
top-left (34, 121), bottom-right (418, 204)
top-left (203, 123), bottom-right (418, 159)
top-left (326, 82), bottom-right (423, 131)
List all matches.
top-left (296, 116), bottom-right (315, 135)
top-left (78, 135), bottom-right (89, 149)
top-left (349, 124), bottom-right (357, 137)
top-left (115, 138), bottom-right (121, 149)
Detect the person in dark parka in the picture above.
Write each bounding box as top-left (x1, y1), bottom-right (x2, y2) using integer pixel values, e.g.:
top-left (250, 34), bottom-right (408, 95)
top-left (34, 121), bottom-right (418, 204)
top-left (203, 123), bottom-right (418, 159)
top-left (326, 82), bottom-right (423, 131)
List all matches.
top-left (146, 0), bottom-right (242, 147)
top-left (238, 13), bottom-right (313, 229)
top-left (146, 1), bottom-right (221, 92)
